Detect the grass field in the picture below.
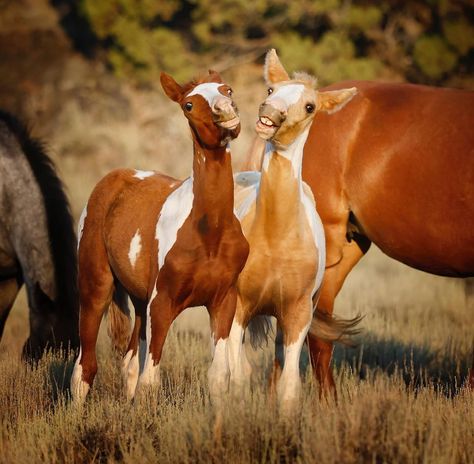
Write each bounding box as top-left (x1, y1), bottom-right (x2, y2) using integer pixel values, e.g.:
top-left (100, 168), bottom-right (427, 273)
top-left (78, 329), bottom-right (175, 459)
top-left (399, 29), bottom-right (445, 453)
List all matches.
top-left (1, 248), bottom-right (472, 463)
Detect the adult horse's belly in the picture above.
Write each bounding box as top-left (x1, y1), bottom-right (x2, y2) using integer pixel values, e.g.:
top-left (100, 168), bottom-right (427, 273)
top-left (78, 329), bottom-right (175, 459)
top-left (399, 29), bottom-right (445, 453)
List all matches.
top-left (344, 86), bottom-right (474, 277)
top-left (304, 81), bottom-right (474, 278)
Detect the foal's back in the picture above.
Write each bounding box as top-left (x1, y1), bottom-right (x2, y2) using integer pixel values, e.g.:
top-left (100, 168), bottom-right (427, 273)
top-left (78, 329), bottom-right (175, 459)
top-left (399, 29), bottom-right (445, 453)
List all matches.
top-left (80, 168), bottom-right (179, 302)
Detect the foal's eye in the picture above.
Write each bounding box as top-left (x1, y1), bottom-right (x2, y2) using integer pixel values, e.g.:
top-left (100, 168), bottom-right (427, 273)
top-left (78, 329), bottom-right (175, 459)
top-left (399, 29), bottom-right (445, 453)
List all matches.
top-left (267, 88), bottom-right (273, 95)
top-left (184, 102), bottom-right (193, 111)
top-left (305, 103), bottom-right (315, 114)
top-left (227, 88), bottom-right (233, 96)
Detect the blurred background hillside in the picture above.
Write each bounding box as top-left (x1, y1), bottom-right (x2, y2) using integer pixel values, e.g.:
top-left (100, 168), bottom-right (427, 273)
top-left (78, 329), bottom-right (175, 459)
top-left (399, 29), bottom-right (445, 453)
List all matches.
top-left (0, 0), bottom-right (473, 217)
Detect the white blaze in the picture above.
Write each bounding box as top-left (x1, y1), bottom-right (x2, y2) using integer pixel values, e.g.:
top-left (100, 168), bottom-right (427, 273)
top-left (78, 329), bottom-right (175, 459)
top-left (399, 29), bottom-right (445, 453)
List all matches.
top-left (268, 84), bottom-right (305, 108)
top-left (186, 83), bottom-right (223, 106)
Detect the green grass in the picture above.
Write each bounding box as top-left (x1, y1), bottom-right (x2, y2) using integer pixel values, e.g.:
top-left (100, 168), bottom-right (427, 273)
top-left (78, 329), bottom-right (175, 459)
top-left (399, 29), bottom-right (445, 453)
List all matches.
top-left (1, 249), bottom-right (472, 463)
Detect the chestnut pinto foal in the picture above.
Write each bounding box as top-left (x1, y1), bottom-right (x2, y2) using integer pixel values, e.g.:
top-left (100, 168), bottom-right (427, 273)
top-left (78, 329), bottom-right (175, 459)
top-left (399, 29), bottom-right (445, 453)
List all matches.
top-left (71, 71), bottom-right (249, 404)
top-left (230, 50), bottom-right (357, 409)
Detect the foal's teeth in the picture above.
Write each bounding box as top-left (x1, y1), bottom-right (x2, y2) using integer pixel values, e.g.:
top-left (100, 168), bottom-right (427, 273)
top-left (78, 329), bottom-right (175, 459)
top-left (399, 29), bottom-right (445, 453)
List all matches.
top-left (259, 116), bottom-right (275, 127)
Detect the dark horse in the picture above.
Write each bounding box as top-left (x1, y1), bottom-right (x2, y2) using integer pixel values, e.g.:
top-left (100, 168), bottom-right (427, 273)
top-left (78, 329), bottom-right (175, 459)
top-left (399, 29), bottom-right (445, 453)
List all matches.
top-left (0, 110), bottom-right (79, 359)
top-left (244, 79), bottom-right (474, 392)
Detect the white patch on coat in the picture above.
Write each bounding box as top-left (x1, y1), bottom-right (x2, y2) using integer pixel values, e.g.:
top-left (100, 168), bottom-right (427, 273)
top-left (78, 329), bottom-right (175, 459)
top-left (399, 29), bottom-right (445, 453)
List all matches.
top-left (134, 170), bottom-right (155, 180)
top-left (186, 83), bottom-right (222, 106)
top-left (77, 205), bottom-right (87, 247)
top-left (268, 84), bottom-right (305, 108)
top-left (155, 177), bottom-right (194, 269)
top-left (263, 125), bottom-right (310, 178)
top-left (301, 194), bottom-right (325, 294)
top-left (70, 348), bottom-right (90, 404)
top-left (128, 229), bottom-right (142, 269)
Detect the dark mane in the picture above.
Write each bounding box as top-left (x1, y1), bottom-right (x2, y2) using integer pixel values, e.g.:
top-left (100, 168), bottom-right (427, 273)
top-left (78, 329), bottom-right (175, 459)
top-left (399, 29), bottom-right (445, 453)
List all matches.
top-left (0, 110), bottom-right (79, 324)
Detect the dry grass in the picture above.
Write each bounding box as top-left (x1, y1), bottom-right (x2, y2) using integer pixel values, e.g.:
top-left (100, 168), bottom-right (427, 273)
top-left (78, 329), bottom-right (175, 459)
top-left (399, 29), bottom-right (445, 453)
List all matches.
top-left (1, 249), bottom-right (472, 464)
top-left (1, 64), bottom-right (473, 463)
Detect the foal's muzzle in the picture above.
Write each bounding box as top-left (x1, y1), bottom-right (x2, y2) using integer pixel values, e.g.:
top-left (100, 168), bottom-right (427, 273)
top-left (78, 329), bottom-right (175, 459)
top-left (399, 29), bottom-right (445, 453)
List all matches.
top-left (256, 103), bottom-right (286, 139)
top-left (213, 96), bottom-right (240, 130)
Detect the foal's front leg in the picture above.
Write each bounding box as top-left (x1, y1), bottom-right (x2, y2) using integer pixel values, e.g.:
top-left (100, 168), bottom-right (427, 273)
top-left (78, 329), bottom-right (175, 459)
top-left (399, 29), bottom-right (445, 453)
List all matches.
top-left (227, 296), bottom-right (252, 390)
top-left (207, 288), bottom-right (237, 405)
top-left (277, 298), bottom-right (313, 414)
top-left (138, 289), bottom-right (177, 392)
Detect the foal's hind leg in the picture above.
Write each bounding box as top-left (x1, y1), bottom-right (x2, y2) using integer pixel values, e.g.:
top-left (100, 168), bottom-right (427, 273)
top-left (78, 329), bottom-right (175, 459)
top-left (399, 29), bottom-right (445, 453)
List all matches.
top-left (71, 244), bottom-right (114, 404)
top-left (122, 297), bottom-right (146, 400)
top-left (0, 275), bottom-right (22, 342)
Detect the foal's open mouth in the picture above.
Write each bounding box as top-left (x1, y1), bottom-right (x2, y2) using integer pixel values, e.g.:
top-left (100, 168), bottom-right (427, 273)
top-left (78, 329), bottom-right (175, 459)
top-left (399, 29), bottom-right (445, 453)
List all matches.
top-left (256, 116), bottom-right (279, 138)
top-left (216, 116), bottom-right (240, 130)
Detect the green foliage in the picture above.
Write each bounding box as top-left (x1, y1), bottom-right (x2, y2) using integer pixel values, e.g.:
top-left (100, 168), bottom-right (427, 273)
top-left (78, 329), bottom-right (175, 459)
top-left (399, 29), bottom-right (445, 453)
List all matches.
top-left (414, 36), bottom-right (458, 79)
top-left (80, 0), bottom-right (192, 82)
top-left (273, 31), bottom-right (382, 84)
top-left (443, 18), bottom-right (474, 55)
top-left (78, 0), bottom-right (473, 86)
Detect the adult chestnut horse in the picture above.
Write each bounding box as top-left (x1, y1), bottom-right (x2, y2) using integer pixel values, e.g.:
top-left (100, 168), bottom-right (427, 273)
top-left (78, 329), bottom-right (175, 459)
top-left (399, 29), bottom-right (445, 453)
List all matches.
top-left (245, 73), bottom-right (474, 393)
top-left (71, 71), bottom-right (249, 404)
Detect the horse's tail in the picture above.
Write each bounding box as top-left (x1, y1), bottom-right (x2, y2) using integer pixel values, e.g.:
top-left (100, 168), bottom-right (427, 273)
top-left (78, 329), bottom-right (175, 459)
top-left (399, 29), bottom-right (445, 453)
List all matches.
top-left (246, 315), bottom-right (274, 349)
top-left (106, 284), bottom-right (132, 355)
top-left (309, 308), bottom-right (363, 346)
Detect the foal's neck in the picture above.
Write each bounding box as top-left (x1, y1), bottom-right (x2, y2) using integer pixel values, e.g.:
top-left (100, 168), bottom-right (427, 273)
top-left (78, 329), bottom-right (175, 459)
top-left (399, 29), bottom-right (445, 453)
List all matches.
top-left (256, 127), bottom-right (310, 225)
top-left (190, 139), bottom-right (235, 223)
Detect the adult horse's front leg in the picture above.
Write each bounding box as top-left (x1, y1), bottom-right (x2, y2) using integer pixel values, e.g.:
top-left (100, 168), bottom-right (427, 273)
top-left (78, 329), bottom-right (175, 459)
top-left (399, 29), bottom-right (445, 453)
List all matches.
top-left (308, 236), bottom-right (369, 397)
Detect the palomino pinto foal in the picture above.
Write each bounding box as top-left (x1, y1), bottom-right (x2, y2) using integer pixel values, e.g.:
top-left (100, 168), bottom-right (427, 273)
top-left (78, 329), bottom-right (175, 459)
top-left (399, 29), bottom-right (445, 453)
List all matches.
top-left (230, 50), bottom-right (357, 409)
top-left (71, 71), bottom-right (249, 404)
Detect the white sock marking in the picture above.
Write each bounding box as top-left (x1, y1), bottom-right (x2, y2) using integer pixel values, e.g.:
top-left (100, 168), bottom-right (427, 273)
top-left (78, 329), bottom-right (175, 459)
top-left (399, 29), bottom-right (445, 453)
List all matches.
top-left (71, 348), bottom-right (90, 405)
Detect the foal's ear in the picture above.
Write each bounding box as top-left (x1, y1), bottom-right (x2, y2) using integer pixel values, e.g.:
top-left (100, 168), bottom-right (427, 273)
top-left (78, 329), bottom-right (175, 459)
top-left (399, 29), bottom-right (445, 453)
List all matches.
top-left (318, 87), bottom-right (358, 114)
top-left (160, 72), bottom-right (183, 102)
top-left (264, 49), bottom-right (289, 85)
top-left (208, 69), bottom-right (223, 83)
